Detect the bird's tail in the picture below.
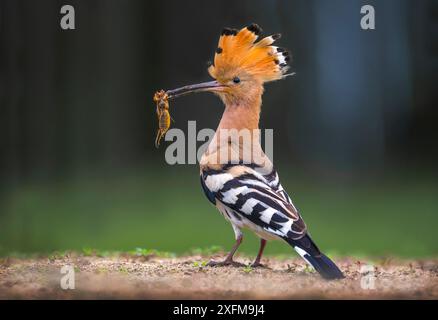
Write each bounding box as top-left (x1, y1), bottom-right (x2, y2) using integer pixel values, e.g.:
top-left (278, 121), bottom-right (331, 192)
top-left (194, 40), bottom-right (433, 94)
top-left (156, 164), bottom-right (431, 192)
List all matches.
top-left (286, 234), bottom-right (344, 280)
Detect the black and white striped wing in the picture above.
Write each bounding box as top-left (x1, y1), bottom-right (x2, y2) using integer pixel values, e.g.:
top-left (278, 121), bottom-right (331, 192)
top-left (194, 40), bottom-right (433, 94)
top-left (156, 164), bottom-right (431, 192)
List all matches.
top-left (211, 173), bottom-right (307, 240)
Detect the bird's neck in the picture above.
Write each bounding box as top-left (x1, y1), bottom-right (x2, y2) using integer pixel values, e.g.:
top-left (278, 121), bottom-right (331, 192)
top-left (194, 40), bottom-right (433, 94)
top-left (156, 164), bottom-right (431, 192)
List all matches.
top-left (218, 94), bottom-right (262, 131)
top-left (200, 92), bottom-right (271, 171)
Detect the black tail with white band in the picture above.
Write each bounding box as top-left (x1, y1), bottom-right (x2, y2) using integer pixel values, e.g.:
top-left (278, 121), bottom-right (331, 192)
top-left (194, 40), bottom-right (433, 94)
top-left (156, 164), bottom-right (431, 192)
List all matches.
top-left (286, 234), bottom-right (344, 280)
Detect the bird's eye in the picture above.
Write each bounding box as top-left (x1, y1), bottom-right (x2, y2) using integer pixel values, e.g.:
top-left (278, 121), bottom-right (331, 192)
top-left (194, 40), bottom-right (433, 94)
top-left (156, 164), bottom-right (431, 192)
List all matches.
top-left (232, 77), bottom-right (241, 84)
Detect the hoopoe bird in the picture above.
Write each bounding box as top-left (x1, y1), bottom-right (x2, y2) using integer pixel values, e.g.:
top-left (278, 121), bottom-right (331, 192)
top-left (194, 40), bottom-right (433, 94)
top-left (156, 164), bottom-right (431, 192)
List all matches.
top-left (163, 24), bottom-right (344, 279)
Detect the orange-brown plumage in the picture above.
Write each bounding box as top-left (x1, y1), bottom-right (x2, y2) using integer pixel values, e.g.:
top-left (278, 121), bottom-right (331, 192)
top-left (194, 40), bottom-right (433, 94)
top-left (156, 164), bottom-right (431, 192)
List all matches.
top-left (204, 23), bottom-right (291, 138)
top-left (199, 24), bottom-right (291, 168)
top-left (208, 24), bottom-right (289, 84)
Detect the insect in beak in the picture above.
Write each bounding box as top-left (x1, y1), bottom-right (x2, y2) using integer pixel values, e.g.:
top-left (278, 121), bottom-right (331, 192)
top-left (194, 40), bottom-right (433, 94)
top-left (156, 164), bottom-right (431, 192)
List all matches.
top-left (153, 80), bottom-right (226, 148)
top-left (153, 90), bottom-right (171, 148)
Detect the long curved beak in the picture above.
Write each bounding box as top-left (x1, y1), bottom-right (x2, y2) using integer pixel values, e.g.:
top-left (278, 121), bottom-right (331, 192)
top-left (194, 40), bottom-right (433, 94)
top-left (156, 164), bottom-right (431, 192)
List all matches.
top-left (166, 80), bottom-right (226, 100)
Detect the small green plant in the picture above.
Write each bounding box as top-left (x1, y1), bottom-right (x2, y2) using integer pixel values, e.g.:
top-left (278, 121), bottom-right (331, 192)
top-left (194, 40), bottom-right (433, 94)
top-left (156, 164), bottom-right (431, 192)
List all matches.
top-left (303, 265), bottom-right (315, 273)
top-left (193, 260), bottom-right (208, 268)
top-left (129, 247), bottom-right (175, 258)
top-left (82, 248), bottom-right (117, 257)
top-left (48, 251), bottom-right (68, 260)
top-left (82, 247), bottom-right (94, 256)
top-left (242, 265), bottom-right (253, 273)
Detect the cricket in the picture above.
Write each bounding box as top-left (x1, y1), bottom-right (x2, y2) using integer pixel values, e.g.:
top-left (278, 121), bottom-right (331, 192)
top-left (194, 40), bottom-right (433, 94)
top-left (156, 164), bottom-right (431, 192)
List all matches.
top-left (153, 90), bottom-right (171, 148)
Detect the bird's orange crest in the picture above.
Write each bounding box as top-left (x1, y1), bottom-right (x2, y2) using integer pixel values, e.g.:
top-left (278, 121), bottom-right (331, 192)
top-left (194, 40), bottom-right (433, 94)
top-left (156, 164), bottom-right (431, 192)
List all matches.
top-left (208, 24), bottom-right (290, 83)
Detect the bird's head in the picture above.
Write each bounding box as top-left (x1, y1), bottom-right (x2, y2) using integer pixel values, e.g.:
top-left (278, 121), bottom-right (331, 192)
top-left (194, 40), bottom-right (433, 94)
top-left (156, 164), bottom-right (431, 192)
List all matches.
top-left (166, 24), bottom-right (291, 105)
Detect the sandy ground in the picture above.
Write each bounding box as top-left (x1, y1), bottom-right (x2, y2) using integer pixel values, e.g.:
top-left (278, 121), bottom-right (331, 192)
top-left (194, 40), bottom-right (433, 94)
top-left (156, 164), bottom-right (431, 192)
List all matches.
top-left (0, 253), bottom-right (437, 299)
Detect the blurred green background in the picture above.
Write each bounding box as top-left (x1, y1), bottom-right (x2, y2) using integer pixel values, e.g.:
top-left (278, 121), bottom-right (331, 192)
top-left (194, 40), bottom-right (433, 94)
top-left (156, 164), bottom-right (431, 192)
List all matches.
top-left (1, 165), bottom-right (437, 257)
top-left (1, 0), bottom-right (437, 257)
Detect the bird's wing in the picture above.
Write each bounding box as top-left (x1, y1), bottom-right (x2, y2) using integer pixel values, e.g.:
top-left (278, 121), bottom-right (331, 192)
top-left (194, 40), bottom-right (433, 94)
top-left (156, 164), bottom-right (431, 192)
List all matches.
top-left (203, 169), bottom-right (307, 240)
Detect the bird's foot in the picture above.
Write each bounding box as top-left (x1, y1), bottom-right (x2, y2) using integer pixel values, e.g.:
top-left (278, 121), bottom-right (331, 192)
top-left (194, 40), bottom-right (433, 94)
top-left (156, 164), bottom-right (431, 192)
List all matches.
top-left (206, 259), bottom-right (246, 268)
top-left (250, 262), bottom-right (267, 268)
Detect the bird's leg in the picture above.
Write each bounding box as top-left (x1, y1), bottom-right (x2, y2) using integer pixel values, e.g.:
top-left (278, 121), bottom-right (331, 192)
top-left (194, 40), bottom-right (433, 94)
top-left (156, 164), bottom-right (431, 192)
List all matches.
top-left (207, 234), bottom-right (245, 267)
top-left (251, 239), bottom-right (267, 268)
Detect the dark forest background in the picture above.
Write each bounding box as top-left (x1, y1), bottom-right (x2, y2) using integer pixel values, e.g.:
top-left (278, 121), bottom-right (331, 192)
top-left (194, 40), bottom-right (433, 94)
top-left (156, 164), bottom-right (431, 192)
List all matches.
top-left (1, 0), bottom-right (437, 257)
